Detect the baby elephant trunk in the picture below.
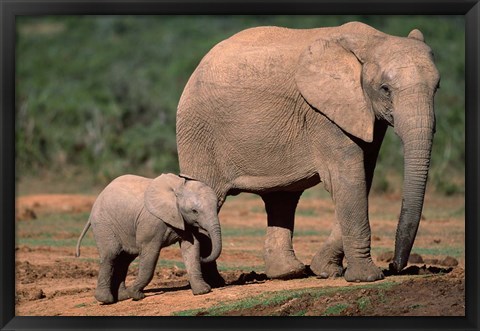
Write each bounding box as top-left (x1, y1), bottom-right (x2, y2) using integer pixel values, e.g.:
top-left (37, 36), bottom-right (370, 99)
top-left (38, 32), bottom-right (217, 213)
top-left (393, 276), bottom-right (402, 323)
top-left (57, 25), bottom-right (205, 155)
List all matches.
top-left (200, 221), bottom-right (222, 264)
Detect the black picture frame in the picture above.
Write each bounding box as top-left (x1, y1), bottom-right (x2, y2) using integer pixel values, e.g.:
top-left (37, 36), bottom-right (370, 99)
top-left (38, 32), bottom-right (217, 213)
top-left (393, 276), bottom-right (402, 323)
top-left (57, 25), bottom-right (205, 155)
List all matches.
top-left (1, 1), bottom-right (478, 330)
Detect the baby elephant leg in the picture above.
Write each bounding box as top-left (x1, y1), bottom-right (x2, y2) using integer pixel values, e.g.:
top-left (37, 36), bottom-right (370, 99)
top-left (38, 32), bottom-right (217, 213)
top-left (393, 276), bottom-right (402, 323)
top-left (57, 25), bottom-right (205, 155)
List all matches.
top-left (94, 238), bottom-right (122, 304)
top-left (95, 255), bottom-right (116, 304)
top-left (180, 237), bottom-right (211, 295)
top-left (115, 253), bottom-right (136, 302)
top-left (127, 242), bottom-right (161, 301)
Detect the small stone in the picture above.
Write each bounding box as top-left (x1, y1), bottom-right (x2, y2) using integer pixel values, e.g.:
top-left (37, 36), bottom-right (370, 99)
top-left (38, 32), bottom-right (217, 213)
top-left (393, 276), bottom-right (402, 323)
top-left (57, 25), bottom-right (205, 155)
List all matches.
top-left (440, 256), bottom-right (458, 267)
top-left (424, 258), bottom-right (439, 265)
top-left (408, 253), bottom-right (424, 264)
top-left (377, 251), bottom-right (394, 262)
top-left (32, 289), bottom-right (46, 300)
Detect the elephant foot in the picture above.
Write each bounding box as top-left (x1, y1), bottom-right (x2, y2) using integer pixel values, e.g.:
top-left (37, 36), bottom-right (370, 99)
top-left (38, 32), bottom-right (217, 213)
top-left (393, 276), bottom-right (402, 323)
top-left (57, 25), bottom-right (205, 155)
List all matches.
top-left (342, 236), bottom-right (384, 282)
top-left (264, 227), bottom-right (306, 279)
top-left (264, 250), bottom-right (306, 279)
top-left (190, 279), bottom-right (212, 295)
top-left (310, 254), bottom-right (343, 279)
top-left (95, 289), bottom-right (115, 304)
top-left (127, 288), bottom-right (146, 301)
top-left (117, 286), bottom-right (130, 302)
top-left (344, 259), bottom-right (384, 282)
top-left (265, 259), bottom-right (306, 279)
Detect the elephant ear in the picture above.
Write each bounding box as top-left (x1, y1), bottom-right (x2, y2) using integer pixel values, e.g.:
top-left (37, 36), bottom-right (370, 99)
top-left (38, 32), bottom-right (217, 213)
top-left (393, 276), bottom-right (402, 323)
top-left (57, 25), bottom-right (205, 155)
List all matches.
top-left (295, 38), bottom-right (374, 142)
top-left (145, 173), bottom-right (185, 231)
top-left (408, 29), bottom-right (425, 42)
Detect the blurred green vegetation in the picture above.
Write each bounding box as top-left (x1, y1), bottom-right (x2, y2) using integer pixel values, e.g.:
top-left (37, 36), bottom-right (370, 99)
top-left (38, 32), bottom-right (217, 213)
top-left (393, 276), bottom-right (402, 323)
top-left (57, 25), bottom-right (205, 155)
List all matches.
top-left (16, 15), bottom-right (464, 194)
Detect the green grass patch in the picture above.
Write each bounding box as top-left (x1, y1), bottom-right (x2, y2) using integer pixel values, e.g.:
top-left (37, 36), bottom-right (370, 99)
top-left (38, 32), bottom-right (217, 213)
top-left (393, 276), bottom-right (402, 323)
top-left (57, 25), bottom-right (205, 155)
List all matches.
top-left (357, 297), bottom-right (371, 311)
top-left (322, 303), bottom-right (350, 316)
top-left (293, 309), bottom-right (307, 316)
top-left (222, 228), bottom-right (265, 237)
top-left (423, 206), bottom-right (465, 219)
top-left (74, 303), bottom-right (88, 309)
top-left (157, 260), bottom-right (185, 269)
top-left (296, 208), bottom-right (319, 217)
top-left (174, 281), bottom-right (396, 316)
top-left (408, 304), bottom-right (425, 310)
top-left (17, 238), bottom-right (95, 248)
top-left (17, 212), bottom-right (91, 235)
top-left (301, 186), bottom-right (331, 199)
top-left (17, 212), bottom-right (95, 248)
top-left (222, 227), bottom-right (325, 237)
top-left (372, 246), bottom-right (464, 258)
top-left (216, 264), bottom-right (263, 272)
top-left (411, 246), bottom-right (464, 258)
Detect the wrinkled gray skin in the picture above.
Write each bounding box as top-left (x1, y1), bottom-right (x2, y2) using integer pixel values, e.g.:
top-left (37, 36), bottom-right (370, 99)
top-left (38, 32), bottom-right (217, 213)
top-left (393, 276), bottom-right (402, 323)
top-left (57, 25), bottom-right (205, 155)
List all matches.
top-left (176, 22), bottom-right (439, 282)
top-left (76, 173), bottom-right (221, 304)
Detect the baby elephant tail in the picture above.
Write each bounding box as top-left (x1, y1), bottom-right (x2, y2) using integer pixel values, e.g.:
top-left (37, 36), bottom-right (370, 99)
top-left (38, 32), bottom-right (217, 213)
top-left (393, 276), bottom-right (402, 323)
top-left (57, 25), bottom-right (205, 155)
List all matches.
top-left (76, 219), bottom-right (91, 257)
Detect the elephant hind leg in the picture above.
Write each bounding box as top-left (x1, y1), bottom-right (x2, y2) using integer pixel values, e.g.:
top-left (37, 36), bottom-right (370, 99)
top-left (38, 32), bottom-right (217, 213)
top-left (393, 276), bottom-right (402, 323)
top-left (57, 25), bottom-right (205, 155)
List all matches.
top-left (310, 218), bottom-right (344, 278)
top-left (128, 241), bottom-right (162, 301)
top-left (113, 252), bottom-right (137, 302)
top-left (94, 235), bottom-right (122, 304)
top-left (261, 191), bottom-right (306, 279)
top-left (95, 254), bottom-right (116, 304)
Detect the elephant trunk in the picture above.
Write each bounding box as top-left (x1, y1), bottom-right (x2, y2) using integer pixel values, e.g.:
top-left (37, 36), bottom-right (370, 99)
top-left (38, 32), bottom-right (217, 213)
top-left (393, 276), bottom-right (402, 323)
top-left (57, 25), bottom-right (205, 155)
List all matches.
top-left (392, 95), bottom-right (435, 272)
top-left (200, 219), bottom-right (222, 264)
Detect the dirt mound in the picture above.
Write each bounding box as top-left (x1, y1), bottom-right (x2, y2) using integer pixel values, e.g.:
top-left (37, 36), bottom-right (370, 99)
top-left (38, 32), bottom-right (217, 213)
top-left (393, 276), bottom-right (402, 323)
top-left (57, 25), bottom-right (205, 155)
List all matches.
top-left (16, 260), bottom-right (98, 285)
top-left (16, 194), bottom-right (96, 221)
top-left (218, 268), bottom-right (465, 316)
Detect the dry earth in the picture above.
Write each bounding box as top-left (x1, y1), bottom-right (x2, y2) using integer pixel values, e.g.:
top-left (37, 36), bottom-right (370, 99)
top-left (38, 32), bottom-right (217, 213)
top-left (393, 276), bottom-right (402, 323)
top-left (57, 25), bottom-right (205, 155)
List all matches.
top-left (15, 190), bottom-right (465, 316)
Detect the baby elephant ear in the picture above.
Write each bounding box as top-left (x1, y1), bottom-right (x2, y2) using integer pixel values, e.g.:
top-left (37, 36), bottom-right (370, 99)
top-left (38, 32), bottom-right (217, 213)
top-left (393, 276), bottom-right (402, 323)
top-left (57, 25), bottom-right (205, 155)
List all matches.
top-left (295, 38), bottom-right (374, 142)
top-left (145, 173), bottom-right (185, 231)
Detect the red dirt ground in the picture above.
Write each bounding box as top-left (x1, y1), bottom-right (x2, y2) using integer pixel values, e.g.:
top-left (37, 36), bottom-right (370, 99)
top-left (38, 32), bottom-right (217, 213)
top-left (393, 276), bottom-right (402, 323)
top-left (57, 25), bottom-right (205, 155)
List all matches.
top-left (15, 192), bottom-right (465, 316)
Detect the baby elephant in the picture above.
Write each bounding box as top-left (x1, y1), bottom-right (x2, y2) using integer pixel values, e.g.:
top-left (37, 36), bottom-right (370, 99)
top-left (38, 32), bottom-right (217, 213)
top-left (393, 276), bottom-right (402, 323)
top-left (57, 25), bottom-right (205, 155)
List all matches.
top-left (76, 173), bottom-right (222, 304)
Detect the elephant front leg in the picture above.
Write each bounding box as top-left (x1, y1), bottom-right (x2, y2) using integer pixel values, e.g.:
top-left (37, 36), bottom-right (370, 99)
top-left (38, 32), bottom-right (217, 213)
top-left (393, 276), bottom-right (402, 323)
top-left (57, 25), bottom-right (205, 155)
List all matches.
top-left (197, 232), bottom-right (225, 288)
top-left (180, 237), bottom-right (211, 295)
top-left (330, 170), bottom-right (384, 282)
top-left (262, 191), bottom-right (306, 279)
top-left (310, 218), bottom-right (344, 278)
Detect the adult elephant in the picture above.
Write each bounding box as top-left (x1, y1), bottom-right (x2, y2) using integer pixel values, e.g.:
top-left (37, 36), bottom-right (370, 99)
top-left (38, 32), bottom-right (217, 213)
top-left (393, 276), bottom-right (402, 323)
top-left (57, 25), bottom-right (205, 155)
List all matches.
top-left (176, 22), bottom-right (440, 282)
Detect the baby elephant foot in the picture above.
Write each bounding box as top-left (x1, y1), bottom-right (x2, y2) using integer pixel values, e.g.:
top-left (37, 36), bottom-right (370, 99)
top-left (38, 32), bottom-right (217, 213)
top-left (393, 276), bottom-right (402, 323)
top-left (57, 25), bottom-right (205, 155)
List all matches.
top-left (127, 288), bottom-right (146, 301)
top-left (310, 252), bottom-right (343, 279)
top-left (344, 259), bottom-right (385, 282)
top-left (95, 289), bottom-right (115, 304)
top-left (201, 263), bottom-right (226, 288)
top-left (117, 287), bottom-right (130, 302)
top-left (190, 279), bottom-right (211, 295)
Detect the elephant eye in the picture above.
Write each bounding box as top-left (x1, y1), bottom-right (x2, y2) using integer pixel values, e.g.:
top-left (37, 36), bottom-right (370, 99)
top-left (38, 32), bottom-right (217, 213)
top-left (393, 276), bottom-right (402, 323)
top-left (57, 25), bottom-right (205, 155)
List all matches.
top-left (192, 209), bottom-right (198, 215)
top-left (380, 84), bottom-right (391, 96)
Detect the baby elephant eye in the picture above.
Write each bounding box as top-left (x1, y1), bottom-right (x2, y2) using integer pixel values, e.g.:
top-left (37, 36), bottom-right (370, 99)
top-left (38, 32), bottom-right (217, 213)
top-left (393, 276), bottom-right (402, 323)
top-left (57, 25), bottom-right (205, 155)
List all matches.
top-left (380, 84), bottom-right (391, 94)
top-left (192, 209), bottom-right (199, 215)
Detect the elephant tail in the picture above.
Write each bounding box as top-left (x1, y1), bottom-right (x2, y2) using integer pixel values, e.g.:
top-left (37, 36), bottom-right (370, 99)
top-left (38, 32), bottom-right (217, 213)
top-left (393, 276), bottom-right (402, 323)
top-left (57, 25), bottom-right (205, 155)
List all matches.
top-left (75, 219), bottom-right (91, 257)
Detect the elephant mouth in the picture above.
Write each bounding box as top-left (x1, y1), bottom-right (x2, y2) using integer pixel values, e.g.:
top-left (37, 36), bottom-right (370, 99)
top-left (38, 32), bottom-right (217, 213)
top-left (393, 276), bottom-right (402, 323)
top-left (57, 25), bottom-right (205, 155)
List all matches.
top-left (196, 227), bottom-right (210, 238)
